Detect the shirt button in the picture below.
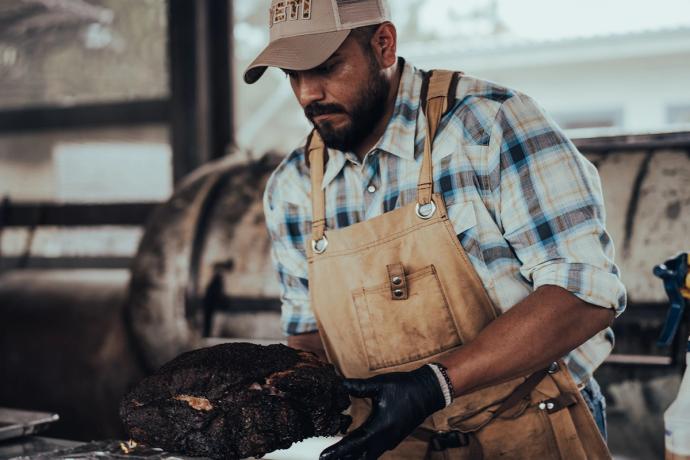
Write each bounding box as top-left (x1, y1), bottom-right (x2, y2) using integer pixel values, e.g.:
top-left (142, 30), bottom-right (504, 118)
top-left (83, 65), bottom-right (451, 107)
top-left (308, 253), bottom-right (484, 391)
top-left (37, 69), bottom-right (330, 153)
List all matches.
top-left (367, 185), bottom-right (377, 193)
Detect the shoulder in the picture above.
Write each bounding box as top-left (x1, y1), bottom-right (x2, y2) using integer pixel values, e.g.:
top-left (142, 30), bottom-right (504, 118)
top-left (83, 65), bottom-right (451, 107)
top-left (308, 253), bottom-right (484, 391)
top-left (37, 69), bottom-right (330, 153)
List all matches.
top-left (436, 73), bottom-right (517, 146)
top-left (263, 141), bottom-right (311, 213)
top-left (443, 73), bottom-right (555, 145)
top-left (453, 73), bottom-right (517, 106)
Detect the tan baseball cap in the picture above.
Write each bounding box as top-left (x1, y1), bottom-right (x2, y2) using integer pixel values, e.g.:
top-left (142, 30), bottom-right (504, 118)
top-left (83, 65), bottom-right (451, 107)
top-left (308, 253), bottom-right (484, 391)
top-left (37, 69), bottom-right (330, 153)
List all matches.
top-left (244, 0), bottom-right (391, 84)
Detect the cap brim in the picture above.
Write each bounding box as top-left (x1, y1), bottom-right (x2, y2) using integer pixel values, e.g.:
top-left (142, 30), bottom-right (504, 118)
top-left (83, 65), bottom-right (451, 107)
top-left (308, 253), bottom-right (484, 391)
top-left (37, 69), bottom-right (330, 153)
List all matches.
top-left (244, 30), bottom-right (351, 84)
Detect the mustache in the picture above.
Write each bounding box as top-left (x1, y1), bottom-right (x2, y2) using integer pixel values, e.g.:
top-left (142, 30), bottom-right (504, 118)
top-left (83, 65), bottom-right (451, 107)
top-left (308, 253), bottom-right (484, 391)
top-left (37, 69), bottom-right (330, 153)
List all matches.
top-left (304, 103), bottom-right (347, 120)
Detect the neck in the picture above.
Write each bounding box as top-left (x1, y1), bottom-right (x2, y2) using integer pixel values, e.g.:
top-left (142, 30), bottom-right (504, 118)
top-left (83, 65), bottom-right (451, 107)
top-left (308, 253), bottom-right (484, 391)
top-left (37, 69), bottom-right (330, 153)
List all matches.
top-left (353, 60), bottom-right (402, 161)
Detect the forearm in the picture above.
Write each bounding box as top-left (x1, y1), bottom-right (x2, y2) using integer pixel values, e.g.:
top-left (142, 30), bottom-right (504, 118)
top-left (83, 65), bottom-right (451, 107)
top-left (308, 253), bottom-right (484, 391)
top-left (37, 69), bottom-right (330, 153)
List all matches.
top-left (287, 331), bottom-right (328, 362)
top-left (438, 285), bottom-right (614, 396)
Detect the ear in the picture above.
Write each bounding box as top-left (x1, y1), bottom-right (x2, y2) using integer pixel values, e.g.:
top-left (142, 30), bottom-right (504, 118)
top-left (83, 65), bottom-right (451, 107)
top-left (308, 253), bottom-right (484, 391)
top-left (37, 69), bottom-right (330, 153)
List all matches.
top-left (370, 22), bottom-right (397, 69)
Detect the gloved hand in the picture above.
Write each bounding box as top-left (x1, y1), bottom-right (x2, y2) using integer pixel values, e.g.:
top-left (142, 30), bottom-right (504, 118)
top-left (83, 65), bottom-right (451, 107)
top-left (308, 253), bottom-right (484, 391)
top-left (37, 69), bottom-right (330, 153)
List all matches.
top-left (320, 365), bottom-right (447, 460)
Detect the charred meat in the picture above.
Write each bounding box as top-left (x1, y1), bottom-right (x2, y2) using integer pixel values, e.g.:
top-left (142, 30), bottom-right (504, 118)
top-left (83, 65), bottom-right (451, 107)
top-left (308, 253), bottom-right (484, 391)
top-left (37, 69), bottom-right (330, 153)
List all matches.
top-left (120, 343), bottom-right (351, 459)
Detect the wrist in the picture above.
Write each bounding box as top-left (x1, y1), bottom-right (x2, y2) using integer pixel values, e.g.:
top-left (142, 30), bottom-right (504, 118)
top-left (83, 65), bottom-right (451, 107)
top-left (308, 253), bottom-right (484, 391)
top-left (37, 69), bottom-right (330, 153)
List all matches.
top-left (427, 363), bottom-right (454, 407)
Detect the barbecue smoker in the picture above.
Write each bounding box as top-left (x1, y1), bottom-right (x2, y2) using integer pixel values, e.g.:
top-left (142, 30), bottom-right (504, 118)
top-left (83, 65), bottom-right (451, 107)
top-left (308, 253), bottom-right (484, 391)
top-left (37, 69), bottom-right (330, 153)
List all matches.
top-left (125, 153), bottom-right (285, 371)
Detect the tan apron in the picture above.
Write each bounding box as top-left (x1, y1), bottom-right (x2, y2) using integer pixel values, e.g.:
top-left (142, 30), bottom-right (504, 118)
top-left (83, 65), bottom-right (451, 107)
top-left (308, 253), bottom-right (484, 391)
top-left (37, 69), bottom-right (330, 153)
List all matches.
top-left (306, 70), bottom-right (612, 460)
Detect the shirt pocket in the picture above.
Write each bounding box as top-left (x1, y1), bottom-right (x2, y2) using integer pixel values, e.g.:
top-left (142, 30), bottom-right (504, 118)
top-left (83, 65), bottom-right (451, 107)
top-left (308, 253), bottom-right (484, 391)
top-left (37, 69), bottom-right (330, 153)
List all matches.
top-left (445, 199), bottom-right (478, 237)
top-left (433, 135), bottom-right (488, 162)
top-left (444, 200), bottom-right (491, 274)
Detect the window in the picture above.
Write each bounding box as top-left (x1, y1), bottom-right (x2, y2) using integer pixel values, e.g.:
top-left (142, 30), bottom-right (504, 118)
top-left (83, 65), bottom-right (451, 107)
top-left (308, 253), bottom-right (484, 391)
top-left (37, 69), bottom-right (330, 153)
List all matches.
top-left (0, 0), bottom-right (170, 269)
top-left (0, 126), bottom-right (171, 203)
top-left (0, 0), bottom-right (171, 203)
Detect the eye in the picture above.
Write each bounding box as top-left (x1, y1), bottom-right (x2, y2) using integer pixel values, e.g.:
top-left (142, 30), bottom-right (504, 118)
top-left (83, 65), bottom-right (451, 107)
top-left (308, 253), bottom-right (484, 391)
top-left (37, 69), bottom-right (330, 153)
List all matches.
top-left (281, 68), bottom-right (297, 79)
top-left (314, 60), bottom-right (338, 75)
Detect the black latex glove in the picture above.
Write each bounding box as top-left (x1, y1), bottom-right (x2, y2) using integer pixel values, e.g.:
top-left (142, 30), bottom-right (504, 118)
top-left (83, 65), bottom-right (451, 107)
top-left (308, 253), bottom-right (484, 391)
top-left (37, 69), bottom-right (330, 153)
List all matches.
top-left (320, 365), bottom-right (447, 460)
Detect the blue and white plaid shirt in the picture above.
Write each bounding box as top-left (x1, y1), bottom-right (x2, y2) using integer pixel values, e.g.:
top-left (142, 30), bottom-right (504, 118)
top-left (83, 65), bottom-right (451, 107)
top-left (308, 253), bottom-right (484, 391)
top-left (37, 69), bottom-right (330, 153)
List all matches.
top-left (263, 59), bottom-right (627, 384)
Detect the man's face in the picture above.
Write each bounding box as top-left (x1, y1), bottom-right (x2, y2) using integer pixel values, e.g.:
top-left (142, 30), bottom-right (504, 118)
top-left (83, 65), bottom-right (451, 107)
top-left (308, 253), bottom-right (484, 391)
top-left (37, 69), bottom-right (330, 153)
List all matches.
top-left (284, 35), bottom-right (390, 152)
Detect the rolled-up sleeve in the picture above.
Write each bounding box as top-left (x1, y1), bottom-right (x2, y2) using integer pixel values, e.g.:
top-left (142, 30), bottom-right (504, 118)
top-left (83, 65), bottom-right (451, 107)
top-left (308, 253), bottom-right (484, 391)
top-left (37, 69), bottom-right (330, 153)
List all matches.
top-left (493, 93), bottom-right (626, 316)
top-left (263, 159), bottom-right (319, 335)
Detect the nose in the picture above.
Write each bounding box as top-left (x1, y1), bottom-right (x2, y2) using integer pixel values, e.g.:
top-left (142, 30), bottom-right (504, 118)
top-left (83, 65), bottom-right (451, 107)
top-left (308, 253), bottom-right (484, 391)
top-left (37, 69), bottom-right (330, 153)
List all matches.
top-left (292, 72), bottom-right (325, 108)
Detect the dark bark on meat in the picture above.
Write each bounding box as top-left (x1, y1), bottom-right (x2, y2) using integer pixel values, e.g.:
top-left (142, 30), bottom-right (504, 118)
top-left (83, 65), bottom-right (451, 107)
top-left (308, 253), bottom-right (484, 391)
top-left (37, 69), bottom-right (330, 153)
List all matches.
top-left (119, 343), bottom-right (352, 459)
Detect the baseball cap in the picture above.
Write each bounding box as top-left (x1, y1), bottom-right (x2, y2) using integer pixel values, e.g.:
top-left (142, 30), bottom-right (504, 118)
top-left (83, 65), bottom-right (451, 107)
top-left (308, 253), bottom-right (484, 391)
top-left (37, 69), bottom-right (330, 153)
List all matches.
top-left (244, 0), bottom-right (391, 84)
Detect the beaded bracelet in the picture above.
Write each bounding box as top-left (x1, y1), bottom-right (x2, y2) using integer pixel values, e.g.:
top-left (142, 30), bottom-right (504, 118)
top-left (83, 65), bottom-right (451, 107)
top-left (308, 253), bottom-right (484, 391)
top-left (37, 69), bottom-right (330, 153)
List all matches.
top-left (427, 363), bottom-right (454, 407)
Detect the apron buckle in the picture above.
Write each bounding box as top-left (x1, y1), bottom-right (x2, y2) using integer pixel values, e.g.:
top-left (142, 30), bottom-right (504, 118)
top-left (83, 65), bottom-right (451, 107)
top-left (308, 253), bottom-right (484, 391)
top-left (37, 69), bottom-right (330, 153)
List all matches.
top-left (429, 430), bottom-right (469, 451)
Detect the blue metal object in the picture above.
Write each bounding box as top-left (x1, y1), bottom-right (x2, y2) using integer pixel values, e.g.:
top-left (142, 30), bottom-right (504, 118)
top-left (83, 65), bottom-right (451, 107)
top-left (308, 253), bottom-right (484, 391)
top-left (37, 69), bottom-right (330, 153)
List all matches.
top-left (653, 253), bottom-right (689, 348)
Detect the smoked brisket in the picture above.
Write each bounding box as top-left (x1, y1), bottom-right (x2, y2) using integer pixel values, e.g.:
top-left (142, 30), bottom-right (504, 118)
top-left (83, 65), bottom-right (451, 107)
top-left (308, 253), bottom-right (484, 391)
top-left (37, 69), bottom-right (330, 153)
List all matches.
top-left (120, 343), bottom-right (351, 459)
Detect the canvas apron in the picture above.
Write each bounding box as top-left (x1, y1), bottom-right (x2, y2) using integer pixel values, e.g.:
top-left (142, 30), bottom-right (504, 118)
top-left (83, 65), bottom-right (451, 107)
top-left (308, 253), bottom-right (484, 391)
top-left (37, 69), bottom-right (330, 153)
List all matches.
top-left (306, 71), bottom-right (612, 459)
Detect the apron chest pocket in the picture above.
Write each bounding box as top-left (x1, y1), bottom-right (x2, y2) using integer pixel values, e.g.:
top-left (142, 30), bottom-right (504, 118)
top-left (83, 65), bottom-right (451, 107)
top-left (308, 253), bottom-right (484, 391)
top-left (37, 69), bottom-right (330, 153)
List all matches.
top-left (351, 264), bottom-right (462, 371)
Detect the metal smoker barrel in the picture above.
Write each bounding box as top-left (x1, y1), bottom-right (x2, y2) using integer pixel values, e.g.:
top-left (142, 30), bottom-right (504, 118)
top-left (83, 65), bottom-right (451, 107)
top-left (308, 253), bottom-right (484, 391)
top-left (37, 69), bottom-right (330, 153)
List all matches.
top-left (125, 153), bottom-right (284, 370)
top-left (586, 147), bottom-right (690, 306)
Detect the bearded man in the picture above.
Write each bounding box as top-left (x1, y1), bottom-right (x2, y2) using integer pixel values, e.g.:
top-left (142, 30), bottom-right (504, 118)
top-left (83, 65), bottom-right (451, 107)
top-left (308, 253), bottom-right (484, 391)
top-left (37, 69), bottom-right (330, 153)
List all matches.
top-left (246, 1), bottom-right (626, 459)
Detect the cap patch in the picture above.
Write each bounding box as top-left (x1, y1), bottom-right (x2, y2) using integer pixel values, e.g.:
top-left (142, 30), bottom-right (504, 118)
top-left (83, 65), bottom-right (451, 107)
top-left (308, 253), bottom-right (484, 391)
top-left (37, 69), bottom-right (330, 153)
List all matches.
top-left (270, 0), bottom-right (312, 28)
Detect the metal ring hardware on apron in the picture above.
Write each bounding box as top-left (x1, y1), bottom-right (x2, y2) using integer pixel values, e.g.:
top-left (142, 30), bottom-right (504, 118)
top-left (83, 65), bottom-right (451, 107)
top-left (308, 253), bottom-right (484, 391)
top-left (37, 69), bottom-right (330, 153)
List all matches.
top-left (306, 70), bottom-right (612, 459)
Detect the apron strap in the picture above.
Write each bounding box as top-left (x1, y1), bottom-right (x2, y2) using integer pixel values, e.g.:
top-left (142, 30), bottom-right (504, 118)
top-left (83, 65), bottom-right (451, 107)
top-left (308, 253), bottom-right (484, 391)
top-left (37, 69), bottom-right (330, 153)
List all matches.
top-left (417, 70), bottom-right (459, 206)
top-left (446, 366), bottom-right (551, 433)
top-left (408, 370), bottom-right (550, 459)
top-left (412, 427), bottom-right (484, 459)
top-left (491, 367), bottom-right (549, 419)
top-left (307, 130), bottom-right (327, 244)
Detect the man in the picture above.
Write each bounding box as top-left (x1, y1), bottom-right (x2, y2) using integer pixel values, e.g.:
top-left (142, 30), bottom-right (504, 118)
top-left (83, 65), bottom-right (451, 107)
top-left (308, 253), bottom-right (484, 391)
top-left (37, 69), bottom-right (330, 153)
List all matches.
top-left (246, 1), bottom-right (626, 458)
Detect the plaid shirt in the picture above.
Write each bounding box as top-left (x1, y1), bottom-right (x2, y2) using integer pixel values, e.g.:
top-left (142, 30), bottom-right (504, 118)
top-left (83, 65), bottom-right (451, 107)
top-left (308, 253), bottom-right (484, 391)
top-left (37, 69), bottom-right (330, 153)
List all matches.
top-left (263, 59), bottom-right (627, 384)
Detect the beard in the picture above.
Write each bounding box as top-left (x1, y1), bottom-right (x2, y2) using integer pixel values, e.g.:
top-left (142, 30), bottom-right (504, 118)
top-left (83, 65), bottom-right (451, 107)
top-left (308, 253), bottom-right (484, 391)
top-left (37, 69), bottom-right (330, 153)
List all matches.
top-left (304, 55), bottom-right (390, 152)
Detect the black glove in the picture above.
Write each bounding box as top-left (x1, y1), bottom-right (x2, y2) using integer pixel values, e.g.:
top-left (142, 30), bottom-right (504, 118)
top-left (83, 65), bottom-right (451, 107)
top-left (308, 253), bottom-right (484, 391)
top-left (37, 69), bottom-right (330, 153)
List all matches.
top-left (320, 365), bottom-right (447, 460)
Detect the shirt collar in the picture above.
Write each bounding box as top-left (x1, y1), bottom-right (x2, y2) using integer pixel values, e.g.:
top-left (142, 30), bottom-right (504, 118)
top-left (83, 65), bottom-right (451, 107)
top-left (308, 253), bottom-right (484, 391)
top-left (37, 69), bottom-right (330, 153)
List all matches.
top-left (374, 59), bottom-right (422, 162)
top-left (320, 59), bottom-right (423, 190)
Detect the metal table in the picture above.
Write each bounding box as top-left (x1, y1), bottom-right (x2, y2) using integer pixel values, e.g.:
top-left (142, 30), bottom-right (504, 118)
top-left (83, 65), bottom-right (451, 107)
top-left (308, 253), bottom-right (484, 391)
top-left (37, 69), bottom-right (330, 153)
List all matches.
top-left (0, 436), bottom-right (340, 459)
top-left (0, 436), bottom-right (83, 459)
